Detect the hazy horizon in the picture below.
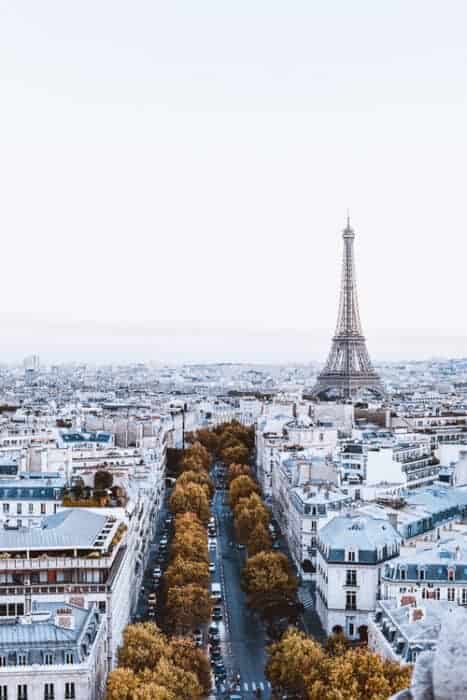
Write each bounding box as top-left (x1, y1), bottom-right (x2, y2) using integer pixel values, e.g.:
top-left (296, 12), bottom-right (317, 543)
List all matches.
top-left (1, 314), bottom-right (467, 364)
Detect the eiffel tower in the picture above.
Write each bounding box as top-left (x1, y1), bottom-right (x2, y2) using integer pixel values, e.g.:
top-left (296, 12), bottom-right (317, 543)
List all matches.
top-left (313, 217), bottom-right (384, 399)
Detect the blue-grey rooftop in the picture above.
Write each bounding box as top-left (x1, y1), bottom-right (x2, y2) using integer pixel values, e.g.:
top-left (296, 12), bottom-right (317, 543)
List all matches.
top-left (0, 601), bottom-right (103, 666)
top-left (0, 509), bottom-right (113, 551)
top-left (319, 514), bottom-right (401, 554)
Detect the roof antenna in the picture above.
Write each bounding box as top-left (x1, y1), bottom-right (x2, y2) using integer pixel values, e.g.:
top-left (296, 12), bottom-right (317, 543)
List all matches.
top-left (346, 208), bottom-right (351, 229)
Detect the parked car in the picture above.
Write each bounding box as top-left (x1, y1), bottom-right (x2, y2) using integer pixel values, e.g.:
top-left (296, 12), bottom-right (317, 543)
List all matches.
top-left (210, 647), bottom-right (222, 661)
top-left (153, 566), bottom-right (161, 578)
top-left (272, 541), bottom-right (281, 550)
top-left (236, 543), bottom-right (245, 550)
top-left (209, 562), bottom-right (216, 574)
top-left (212, 606), bottom-right (222, 621)
top-left (208, 540), bottom-right (217, 550)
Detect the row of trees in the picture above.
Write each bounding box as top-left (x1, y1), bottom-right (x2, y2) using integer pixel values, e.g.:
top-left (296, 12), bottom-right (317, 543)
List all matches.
top-left (266, 627), bottom-right (411, 700)
top-left (107, 622), bottom-right (211, 700)
top-left (106, 440), bottom-right (216, 698)
top-left (163, 442), bottom-right (214, 633)
top-left (226, 460), bottom-right (300, 626)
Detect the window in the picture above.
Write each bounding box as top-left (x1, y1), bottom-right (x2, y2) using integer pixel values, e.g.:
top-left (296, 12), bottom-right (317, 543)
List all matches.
top-left (448, 568), bottom-right (455, 582)
top-left (346, 570), bottom-right (357, 587)
top-left (418, 568), bottom-right (426, 581)
top-left (28, 504), bottom-right (34, 514)
top-left (17, 686), bottom-right (27, 700)
top-left (17, 520), bottom-right (22, 529)
top-left (17, 654), bottom-right (27, 666)
top-left (64, 683), bottom-right (75, 700)
top-left (2, 504), bottom-right (9, 514)
top-left (400, 569), bottom-right (406, 580)
top-left (44, 653), bottom-right (53, 665)
top-left (64, 651), bottom-right (73, 664)
top-left (462, 589), bottom-right (467, 605)
top-left (448, 588), bottom-right (455, 602)
top-left (0, 656), bottom-right (6, 667)
top-left (346, 591), bottom-right (357, 610)
top-left (16, 504), bottom-right (22, 515)
top-left (347, 550), bottom-right (356, 563)
top-left (40, 504), bottom-right (46, 515)
top-left (311, 521), bottom-right (317, 532)
top-left (43, 685), bottom-right (54, 700)
top-left (0, 686), bottom-right (7, 700)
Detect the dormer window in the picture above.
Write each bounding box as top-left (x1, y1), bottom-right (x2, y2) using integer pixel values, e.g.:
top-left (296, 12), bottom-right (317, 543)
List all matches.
top-left (347, 550), bottom-right (356, 563)
top-left (418, 568), bottom-right (426, 581)
top-left (44, 653), bottom-right (53, 665)
top-left (17, 653), bottom-right (27, 666)
top-left (400, 568), bottom-right (406, 581)
top-left (448, 568), bottom-right (456, 582)
top-left (64, 651), bottom-right (73, 664)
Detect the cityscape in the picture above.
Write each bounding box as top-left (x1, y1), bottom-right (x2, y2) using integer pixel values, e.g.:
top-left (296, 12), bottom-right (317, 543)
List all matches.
top-left (1, 3), bottom-right (466, 700)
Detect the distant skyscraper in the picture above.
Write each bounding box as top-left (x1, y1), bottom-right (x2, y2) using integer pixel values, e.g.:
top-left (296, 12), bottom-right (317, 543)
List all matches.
top-left (313, 218), bottom-right (383, 399)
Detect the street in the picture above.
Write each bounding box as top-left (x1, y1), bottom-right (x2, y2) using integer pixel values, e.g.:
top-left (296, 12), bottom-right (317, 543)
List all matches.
top-left (211, 467), bottom-right (272, 699)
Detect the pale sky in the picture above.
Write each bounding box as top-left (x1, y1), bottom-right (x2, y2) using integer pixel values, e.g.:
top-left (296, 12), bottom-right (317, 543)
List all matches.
top-left (1, 1), bottom-right (466, 362)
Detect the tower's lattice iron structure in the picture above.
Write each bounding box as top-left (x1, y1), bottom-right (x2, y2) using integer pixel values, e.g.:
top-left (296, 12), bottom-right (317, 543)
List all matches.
top-left (313, 218), bottom-right (384, 399)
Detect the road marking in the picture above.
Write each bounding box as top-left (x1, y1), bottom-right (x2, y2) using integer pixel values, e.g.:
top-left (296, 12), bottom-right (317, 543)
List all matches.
top-left (244, 682), bottom-right (249, 691)
top-left (251, 681), bottom-right (256, 690)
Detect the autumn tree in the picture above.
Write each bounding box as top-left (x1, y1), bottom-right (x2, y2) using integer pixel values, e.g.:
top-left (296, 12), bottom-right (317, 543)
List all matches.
top-left (227, 462), bottom-right (252, 484)
top-left (106, 668), bottom-right (140, 700)
top-left (169, 482), bottom-right (210, 524)
top-left (164, 557), bottom-right (209, 590)
top-left (177, 455), bottom-right (207, 475)
top-left (221, 443), bottom-right (250, 466)
top-left (166, 584), bottom-right (211, 633)
top-left (324, 631), bottom-right (349, 657)
top-left (247, 521), bottom-right (272, 555)
top-left (181, 442), bottom-right (210, 471)
top-left (305, 646), bottom-right (412, 700)
top-left (266, 628), bottom-right (325, 698)
top-left (170, 530), bottom-right (209, 564)
top-left (234, 499), bottom-right (270, 544)
top-left (170, 637), bottom-right (212, 696)
top-left (94, 469), bottom-right (113, 492)
top-left (149, 658), bottom-right (203, 700)
top-left (186, 429), bottom-right (220, 458)
top-left (242, 551), bottom-right (298, 619)
top-left (229, 474), bottom-right (259, 509)
top-left (266, 628), bottom-right (412, 700)
top-left (117, 623), bottom-right (169, 673)
top-left (176, 470), bottom-right (214, 498)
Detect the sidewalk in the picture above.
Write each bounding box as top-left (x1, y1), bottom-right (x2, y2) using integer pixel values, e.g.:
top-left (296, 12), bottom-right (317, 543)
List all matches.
top-left (298, 582), bottom-right (326, 642)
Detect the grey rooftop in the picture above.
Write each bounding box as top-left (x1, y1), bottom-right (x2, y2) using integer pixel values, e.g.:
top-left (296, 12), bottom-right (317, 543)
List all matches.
top-left (0, 509), bottom-right (114, 551)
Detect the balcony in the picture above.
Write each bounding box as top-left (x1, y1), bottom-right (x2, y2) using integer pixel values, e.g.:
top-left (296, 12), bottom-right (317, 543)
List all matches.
top-left (0, 554), bottom-right (114, 571)
top-left (0, 583), bottom-right (107, 596)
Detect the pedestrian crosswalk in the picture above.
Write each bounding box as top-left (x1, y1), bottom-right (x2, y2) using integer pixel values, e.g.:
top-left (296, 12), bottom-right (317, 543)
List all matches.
top-left (301, 596), bottom-right (314, 609)
top-left (215, 680), bottom-right (272, 693)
